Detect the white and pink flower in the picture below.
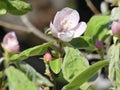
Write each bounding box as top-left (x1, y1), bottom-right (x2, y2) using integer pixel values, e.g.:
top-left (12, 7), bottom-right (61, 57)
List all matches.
top-left (50, 7), bottom-right (87, 42)
top-left (2, 32), bottom-right (20, 53)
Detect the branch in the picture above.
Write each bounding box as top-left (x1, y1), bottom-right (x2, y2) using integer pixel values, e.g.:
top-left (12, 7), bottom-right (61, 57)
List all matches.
top-left (0, 20), bottom-right (27, 32)
top-left (21, 15), bottom-right (58, 47)
top-left (85, 0), bottom-right (100, 14)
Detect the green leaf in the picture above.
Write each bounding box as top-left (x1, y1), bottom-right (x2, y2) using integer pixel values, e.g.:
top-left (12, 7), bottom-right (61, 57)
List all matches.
top-left (84, 15), bottom-right (110, 42)
top-left (49, 58), bottom-right (62, 74)
top-left (7, 0), bottom-right (31, 15)
top-left (9, 42), bottom-right (53, 61)
top-left (108, 43), bottom-right (120, 89)
top-left (20, 63), bottom-right (53, 87)
top-left (5, 66), bottom-right (38, 90)
top-left (62, 60), bottom-right (109, 90)
top-left (70, 36), bottom-right (89, 48)
top-left (0, 9), bottom-right (7, 15)
top-left (0, 1), bottom-right (7, 15)
top-left (70, 36), bottom-right (95, 50)
top-left (62, 47), bottom-right (89, 82)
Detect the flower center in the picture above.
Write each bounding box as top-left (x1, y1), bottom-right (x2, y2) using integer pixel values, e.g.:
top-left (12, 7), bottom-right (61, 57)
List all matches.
top-left (60, 18), bottom-right (74, 31)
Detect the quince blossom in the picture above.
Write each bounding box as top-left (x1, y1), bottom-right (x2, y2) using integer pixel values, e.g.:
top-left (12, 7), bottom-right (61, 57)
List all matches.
top-left (50, 7), bottom-right (87, 42)
top-left (2, 32), bottom-right (20, 53)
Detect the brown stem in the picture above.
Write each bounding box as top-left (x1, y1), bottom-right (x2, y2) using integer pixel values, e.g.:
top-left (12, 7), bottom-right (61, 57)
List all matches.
top-left (85, 0), bottom-right (100, 14)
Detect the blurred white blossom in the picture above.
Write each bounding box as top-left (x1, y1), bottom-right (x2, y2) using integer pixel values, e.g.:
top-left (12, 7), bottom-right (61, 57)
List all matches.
top-left (111, 7), bottom-right (120, 21)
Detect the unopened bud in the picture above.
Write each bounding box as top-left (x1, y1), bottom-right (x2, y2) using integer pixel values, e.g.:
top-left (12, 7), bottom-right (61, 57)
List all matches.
top-left (112, 21), bottom-right (120, 36)
top-left (2, 32), bottom-right (20, 53)
top-left (95, 39), bottom-right (104, 50)
top-left (43, 52), bottom-right (52, 62)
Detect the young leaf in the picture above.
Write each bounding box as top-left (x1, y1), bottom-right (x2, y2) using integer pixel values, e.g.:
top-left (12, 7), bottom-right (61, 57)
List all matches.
top-left (62, 60), bottom-right (109, 90)
top-left (7, 0), bottom-right (31, 15)
top-left (5, 66), bottom-right (38, 90)
top-left (62, 46), bottom-right (89, 82)
top-left (9, 42), bottom-right (53, 61)
top-left (49, 58), bottom-right (62, 74)
top-left (84, 15), bottom-right (110, 42)
top-left (20, 63), bottom-right (53, 87)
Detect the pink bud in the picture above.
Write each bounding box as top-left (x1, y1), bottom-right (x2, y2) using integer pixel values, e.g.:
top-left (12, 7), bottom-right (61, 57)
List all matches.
top-left (2, 32), bottom-right (20, 53)
top-left (112, 21), bottom-right (120, 36)
top-left (43, 52), bottom-right (52, 62)
top-left (95, 39), bottom-right (104, 50)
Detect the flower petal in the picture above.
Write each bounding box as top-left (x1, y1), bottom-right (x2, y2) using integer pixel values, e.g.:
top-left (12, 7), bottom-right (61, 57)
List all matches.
top-left (57, 31), bottom-right (74, 42)
top-left (73, 22), bottom-right (87, 38)
top-left (2, 32), bottom-right (20, 53)
top-left (50, 22), bottom-right (58, 37)
top-left (3, 32), bottom-right (17, 44)
top-left (53, 7), bottom-right (80, 31)
top-left (64, 9), bottom-right (80, 29)
top-left (53, 12), bottom-right (62, 31)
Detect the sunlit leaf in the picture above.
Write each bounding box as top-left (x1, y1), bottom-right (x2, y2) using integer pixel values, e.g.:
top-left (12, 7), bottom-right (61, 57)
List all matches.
top-left (6, 66), bottom-right (38, 90)
top-left (20, 63), bottom-right (53, 87)
top-left (9, 42), bottom-right (53, 61)
top-left (84, 15), bottom-right (110, 42)
top-left (108, 43), bottom-right (120, 89)
top-left (62, 60), bottom-right (109, 90)
top-left (62, 46), bottom-right (89, 82)
top-left (49, 58), bottom-right (62, 74)
top-left (7, 0), bottom-right (31, 15)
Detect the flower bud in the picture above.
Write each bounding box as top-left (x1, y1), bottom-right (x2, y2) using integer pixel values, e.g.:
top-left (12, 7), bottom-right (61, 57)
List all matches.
top-left (2, 32), bottom-right (20, 53)
top-left (43, 52), bottom-right (52, 62)
top-left (95, 39), bottom-right (104, 50)
top-left (112, 21), bottom-right (120, 36)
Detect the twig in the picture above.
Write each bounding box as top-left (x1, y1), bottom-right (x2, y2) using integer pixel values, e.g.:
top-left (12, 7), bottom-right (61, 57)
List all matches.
top-left (21, 15), bottom-right (58, 47)
top-left (0, 20), bottom-right (27, 32)
top-left (85, 0), bottom-right (100, 14)
top-left (82, 52), bottom-right (107, 60)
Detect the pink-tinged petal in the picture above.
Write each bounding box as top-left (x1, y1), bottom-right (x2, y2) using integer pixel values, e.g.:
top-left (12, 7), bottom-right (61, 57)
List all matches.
top-left (53, 7), bottom-right (79, 31)
top-left (2, 32), bottom-right (20, 53)
top-left (64, 9), bottom-right (80, 29)
top-left (53, 12), bottom-right (62, 31)
top-left (57, 31), bottom-right (74, 42)
top-left (53, 7), bottom-right (73, 24)
top-left (50, 22), bottom-right (58, 37)
top-left (73, 22), bottom-right (87, 38)
top-left (3, 32), bottom-right (17, 45)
